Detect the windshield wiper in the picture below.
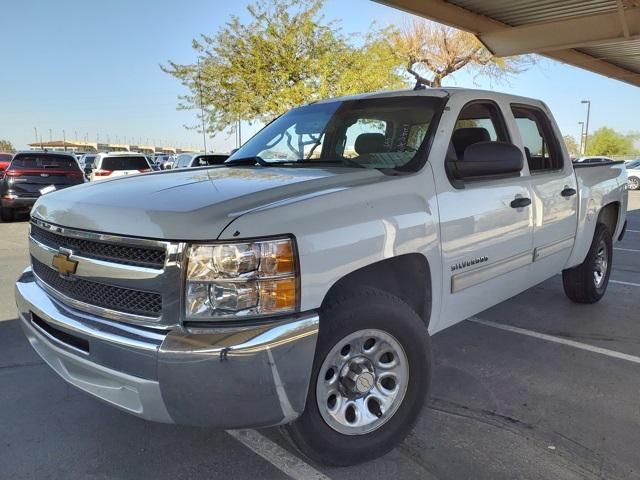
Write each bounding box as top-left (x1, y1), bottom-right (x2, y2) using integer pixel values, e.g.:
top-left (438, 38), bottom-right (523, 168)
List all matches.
top-left (225, 155), bottom-right (269, 166)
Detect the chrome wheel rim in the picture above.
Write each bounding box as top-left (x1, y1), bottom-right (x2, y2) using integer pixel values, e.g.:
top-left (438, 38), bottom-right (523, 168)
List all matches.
top-left (630, 178), bottom-right (640, 190)
top-left (593, 239), bottom-right (608, 289)
top-left (316, 329), bottom-right (409, 435)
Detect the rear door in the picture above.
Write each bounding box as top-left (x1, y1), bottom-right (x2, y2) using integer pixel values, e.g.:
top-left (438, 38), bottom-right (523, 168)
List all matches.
top-left (510, 104), bottom-right (578, 275)
top-left (6, 153), bottom-right (83, 198)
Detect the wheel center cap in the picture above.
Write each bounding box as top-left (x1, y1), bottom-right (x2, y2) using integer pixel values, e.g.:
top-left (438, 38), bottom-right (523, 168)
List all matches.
top-left (355, 372), bottom-right (375, 394)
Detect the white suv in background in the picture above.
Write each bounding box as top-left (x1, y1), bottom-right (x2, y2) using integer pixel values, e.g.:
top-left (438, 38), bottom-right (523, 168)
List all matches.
top-left (88, 153), bottom-right (153, 181)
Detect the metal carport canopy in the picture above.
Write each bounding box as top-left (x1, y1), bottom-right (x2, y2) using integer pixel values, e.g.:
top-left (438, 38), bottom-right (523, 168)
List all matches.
top-left (374, 0), bottom-right (640, 88)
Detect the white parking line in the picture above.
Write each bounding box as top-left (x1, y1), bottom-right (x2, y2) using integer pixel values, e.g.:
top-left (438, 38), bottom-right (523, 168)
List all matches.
top-left (226, 429), bottom-right (330, 480)
top-left (614, 247), bottom-right (640, 253)
top-left (469, 317), bottom-right (640, 365)
top-left (626, 229), bottom-right (640, 233)
top-left (610, 279), bottom-right (640, 287)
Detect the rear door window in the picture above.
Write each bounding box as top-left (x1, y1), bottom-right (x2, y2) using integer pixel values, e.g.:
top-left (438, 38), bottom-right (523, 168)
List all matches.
top-left (511, 105), bottom-right (563, 172)
top-left (10, 154), bottom-right (81, 171)
top-left (101, 156), bottom-right (149, 171)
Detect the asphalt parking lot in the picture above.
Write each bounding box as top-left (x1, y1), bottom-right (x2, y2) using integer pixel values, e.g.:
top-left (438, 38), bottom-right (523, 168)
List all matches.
top-left (1, 192), bottom-right (639, 480)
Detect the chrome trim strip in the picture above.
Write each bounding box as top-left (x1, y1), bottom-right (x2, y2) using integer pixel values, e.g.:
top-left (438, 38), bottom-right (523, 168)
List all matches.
top-left (31, 217), bottom-right (171, 250)
top-left (533, 236), bottom-right (575, 262)
top-left (451, 250), bottom-right (532, 293)
top-left (33, 270), bottom-right (161, 325)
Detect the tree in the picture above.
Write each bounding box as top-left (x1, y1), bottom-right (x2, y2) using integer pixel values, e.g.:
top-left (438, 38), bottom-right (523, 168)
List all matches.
top-left (162, 0), bottom-right (404, 135)
top-left (586, 127), bottom-right (634, 156)
top-left (563, 135), bottom-right (579, 158)
top-left (387, 20), bottom-right (534, 87)
top-left (0, 140), bottom-right (14, 152)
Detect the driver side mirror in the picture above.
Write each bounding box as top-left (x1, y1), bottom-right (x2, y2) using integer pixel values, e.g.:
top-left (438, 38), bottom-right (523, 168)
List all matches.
top-left (447, 141), bottom-right (523, 181)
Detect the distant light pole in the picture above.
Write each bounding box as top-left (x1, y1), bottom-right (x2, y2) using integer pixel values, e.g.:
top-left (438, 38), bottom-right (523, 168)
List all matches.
top-left (48, 128), bottom-right (52, 142)
top-left (581, 100), bottom-right (591, 154)
top-left (578, 121), bottom-right (585, 155)
top-left (63, 130), bottom-right (67, 151)
top-left (34, 127), bottom-right (38, 149)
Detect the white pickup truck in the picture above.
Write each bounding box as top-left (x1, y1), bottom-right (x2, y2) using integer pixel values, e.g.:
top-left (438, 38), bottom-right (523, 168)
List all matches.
top-left (16, 88), bottom-right (628, 466)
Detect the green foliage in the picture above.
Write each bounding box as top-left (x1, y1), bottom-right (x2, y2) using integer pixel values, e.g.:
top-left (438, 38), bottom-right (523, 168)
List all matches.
top-left (0, 140), bottom-right (14, 152)
top-left (586, 127), bottom-right (635, 156)
top-left (563, 135), bottom-right (579, 157)
top-left (162, 0), bottom-right (405, 135)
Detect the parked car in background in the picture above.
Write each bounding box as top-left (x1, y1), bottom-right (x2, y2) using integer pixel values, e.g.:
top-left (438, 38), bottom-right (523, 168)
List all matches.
top-left (626, 158), bottom-right (640, 190)
top-left (86, 152), bottom-right (152, 181)
top-left (79, 153), bottom-right (96, 168)
top-left (0, 152), bottom-right (13, 171)
top-left (574, 156), bottom-right (614, 164)
top-left (0, 151), bottom-right (84, 221)
top-left (154, 154), bottom-right (174, 170)
top-left (173, 152), bottom-right (229, 169)
top-left (16, 88), bottom-right (628, 465)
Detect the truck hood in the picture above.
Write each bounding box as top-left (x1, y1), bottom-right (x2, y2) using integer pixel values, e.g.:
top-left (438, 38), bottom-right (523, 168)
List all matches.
top-left (31, 166), bottom-right (383, 240)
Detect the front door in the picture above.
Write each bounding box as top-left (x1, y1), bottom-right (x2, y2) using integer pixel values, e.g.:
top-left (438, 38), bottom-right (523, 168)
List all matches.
top-left (431, 98), bottom-right (534, 332)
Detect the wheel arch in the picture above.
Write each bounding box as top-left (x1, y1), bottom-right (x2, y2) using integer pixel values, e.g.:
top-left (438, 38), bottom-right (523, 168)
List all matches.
top-left (321, 253), bottom-right (432, 328)
top-left (597, 201), bottom-right (620, 236)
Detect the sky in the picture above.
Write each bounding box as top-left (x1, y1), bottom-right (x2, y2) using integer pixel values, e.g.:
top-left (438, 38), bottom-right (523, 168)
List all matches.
top-left (1, 0), bottom-right (639, 152)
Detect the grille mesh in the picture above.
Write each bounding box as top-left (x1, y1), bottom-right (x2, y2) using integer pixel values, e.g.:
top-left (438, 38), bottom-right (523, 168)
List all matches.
top-left (30, 223), bottom-right (166, 269)
top-left (32, 257), bottom-right (162, 317)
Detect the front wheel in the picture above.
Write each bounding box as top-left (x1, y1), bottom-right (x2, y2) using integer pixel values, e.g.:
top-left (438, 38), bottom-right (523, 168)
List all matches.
top-left (628, 176), bottom-right (640, 191)
top-left (562, 223), bottom-right (612, 303)
top-left (286, 287), bottom-right (431, 466)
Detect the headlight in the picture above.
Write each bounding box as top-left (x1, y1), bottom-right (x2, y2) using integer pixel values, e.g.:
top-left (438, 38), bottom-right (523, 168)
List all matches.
top-left (185, 237), bottom-right (298, 320)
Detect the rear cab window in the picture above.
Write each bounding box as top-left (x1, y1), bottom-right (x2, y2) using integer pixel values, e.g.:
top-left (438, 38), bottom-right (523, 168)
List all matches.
top-left (511, 104), bottom-right (563, 173)
top-left (101, 156), bottom-right (150, 171)
top-left (10, 153), bottom-right (81, 172)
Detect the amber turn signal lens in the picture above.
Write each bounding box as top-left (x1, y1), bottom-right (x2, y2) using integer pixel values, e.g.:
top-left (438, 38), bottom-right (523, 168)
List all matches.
top-left (259, 277), bottom-right (297, 313)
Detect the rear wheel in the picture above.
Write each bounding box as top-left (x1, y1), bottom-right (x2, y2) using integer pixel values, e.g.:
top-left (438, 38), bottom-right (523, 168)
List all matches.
top-left (0, 206), bottom-right (15, 222)
top-left (629, 176), bottom-right (640, 191)
top-left (286, 287), bottom-right (431, 466)
top-left (562, 223), bottom-right (612, 303)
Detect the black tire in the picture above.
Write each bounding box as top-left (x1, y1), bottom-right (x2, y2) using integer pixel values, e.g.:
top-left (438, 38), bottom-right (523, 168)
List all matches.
top-left (629, 176), bottom-right (640, 191)
top-left (562, 223), bottom-right (612, 303)
top-left (286, 287), bottom-right (431, 466)
top-left (0, 206), bottom-right (15, 222)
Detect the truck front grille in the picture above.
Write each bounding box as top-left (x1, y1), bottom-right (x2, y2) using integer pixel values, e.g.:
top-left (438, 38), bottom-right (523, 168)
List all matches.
top-left (31, 223), bottom-right (166, 269)
top-left (32, 257), bottom-right (162, 318)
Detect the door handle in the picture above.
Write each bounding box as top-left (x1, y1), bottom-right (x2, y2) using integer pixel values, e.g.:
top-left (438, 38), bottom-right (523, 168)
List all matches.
top-left (510, 197), bottom-right (531, 208)
top-left (561, 187), bottom-right (577, 197)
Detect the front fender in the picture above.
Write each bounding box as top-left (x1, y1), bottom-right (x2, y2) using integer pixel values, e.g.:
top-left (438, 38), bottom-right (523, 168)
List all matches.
top-left (218, 169), bottom-right (443, 334)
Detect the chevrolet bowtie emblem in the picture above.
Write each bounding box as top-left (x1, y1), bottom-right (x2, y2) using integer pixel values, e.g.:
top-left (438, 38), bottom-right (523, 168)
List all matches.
top-left (52, 251), bottom-right (78, 277)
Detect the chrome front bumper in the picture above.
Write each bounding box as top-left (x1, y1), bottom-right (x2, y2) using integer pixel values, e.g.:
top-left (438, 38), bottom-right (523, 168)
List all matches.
top-left (15, 267), bottom-right (319, 428)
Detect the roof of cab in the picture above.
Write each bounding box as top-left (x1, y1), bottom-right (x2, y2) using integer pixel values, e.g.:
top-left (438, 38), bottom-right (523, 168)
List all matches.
top-left (313, 87), bottom-right (545, 108)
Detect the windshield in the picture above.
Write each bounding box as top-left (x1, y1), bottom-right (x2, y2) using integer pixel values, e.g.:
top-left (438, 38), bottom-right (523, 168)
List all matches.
top-left (101, 156), bottom-right (149, 171)
top-left (627, 159), bottom-right (640, 169)
top-left (227, 96), bottom-right (443, 171)
top-left (10, 153), bottom-right (80, 171)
